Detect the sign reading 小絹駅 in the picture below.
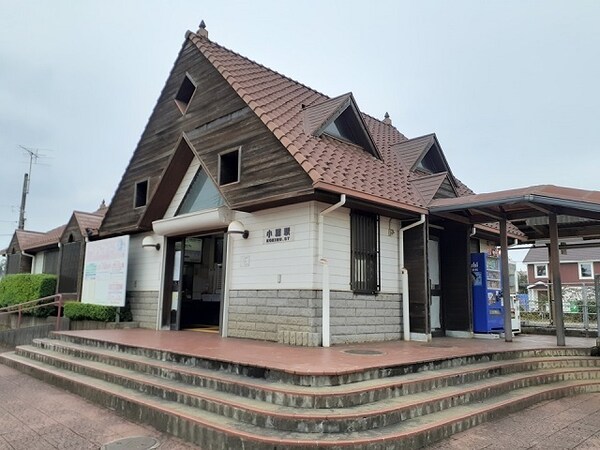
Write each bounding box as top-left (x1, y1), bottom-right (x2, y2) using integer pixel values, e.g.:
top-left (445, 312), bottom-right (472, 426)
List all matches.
top-left (264, 226), bottom-right (292, 244)
top-left (81, 235), bottom-right (129, 307)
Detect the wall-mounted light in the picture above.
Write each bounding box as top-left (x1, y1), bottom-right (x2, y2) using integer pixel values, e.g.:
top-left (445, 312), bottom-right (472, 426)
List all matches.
top-left (227, 220), bottom-right (249, 239)
top-left (142, 236), bottom-right (161, 250)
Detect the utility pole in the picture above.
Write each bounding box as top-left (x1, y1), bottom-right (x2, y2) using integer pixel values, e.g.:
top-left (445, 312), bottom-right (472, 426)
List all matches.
top-left (18, 173), bottom-right (28, 229)
top-left (17, 145), bottom-right (44, 230)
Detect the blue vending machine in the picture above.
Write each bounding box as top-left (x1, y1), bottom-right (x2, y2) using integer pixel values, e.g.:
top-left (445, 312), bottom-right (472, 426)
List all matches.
top-left (471, 253), bottom-right (504, 333)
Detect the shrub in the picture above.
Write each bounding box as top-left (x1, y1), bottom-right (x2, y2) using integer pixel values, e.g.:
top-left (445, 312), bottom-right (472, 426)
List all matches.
top-left (63, 302), bottom-right (132, 322)
top-left (0, 274), bottom-right (58, 316)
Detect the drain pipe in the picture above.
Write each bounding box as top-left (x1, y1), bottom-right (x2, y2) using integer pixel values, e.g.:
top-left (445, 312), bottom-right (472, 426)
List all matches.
top-left (318, 194), bottom-right (346, 347)
top-left (398, 214), bottom-right (426, 341)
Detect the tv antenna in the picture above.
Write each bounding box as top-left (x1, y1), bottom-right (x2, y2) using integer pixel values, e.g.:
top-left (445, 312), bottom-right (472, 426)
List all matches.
top-left (17, 145), bottom-right (49, 230)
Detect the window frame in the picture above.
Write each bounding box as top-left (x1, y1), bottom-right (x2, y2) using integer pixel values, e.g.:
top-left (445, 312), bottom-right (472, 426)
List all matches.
top-left (350, 210), bottom-right (380, 294)
top-left (134, 179), bottom-right (149, 209)
top-left (218, 147), bottom-right (242, 186)
top-left (174, 73), bottom-right (197, 115)
top-left (578, 261), bottom-right (594, 280)
top-left (534, 263), bottom-right (548, 279)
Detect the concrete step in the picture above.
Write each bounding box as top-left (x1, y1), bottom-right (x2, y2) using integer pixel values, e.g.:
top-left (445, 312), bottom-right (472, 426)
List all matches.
top-left (1, 351), bottom-right (599, 449)
top-left (33, 337), bottom-right (600, 409)
top-left (10, 344), bottom-right (600, 433)
top-left (50, 331), bottom-right (593, 386)
top-left (31, 337), bottom-right (600, 410)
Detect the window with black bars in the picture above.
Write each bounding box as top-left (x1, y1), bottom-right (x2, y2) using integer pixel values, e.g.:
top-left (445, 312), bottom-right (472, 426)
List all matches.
top-left (350, 211), bottom-right (380, 294)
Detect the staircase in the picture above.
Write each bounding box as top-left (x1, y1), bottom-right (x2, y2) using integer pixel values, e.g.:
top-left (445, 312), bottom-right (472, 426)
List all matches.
top-left (1, 333), bottom-right (599, 449)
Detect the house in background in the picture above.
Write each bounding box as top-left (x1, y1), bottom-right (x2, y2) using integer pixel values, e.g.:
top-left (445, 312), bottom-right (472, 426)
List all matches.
top-left (1, 202), bottom-right (107, 300)
top-left (96, 23), bottom-right (523, 345)
top-left (523, 240), bottom-right (600, 312)
top-left (3, 226), bottom-right (65, 277)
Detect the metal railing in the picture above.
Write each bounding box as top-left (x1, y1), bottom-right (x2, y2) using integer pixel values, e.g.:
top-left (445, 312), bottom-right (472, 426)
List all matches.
top-left (521, 279), bottom-right (600, 336)
top-left (0, 294), bottom-right (63, 331)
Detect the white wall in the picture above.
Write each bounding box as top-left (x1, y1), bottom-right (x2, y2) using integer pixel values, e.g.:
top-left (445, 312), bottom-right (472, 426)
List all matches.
top-left (126, 232), bottom-right (164, 292)
top-left (32, 253), bottom-right (44, 274)
top-left (229, 203), bottom-right (316, 290)
top-left (228, 202), bottom-right (401, 294)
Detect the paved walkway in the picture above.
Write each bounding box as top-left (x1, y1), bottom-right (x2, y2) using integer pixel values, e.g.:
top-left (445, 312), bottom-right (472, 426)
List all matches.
top-left (426, 393), bottom-right (600, 449)
top-left (0, 352), bottom-right (196, 449)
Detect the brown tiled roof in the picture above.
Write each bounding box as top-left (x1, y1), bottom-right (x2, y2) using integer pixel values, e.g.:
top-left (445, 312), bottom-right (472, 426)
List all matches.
top-left (391, 134), bottom-right (435, 171)
top-left (523, 240), bottom-right (600, 264)
top-left (185, 31), bottom-right (528, 239)
top-left (19, 225), bottom-right (66, 251)
top-left (73, 209), bottom-right (107, 237)
top-left (410, 172), bottom-right (449, 204)
top-left (189, 33), bottom-right (429, 214)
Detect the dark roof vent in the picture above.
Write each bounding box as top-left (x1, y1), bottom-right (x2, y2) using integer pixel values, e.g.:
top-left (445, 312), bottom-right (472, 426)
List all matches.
top-left (383, 112), bottom-right (392, 125)
top-left (197, 20), bottom-right (208, 38)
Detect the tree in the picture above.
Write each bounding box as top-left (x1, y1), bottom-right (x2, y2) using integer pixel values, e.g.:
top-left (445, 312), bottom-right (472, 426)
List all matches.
top-left (517, 270), bottom-right (528, 294)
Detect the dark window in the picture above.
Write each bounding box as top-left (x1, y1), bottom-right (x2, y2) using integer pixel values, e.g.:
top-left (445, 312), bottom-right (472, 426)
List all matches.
top-left (324, 107), bottom-right (373, 151)
top-left (134, 180), bottom-right (148, 208)
top-left (174, 75), bottom-right (196, 113)
top-left (350, 211), bottom-right (380, 294)
top-left (219, 148), bottom-right (240, 186)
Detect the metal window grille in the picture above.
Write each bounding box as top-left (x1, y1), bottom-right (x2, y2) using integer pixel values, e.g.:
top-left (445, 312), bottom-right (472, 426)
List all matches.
top-left (350, 211), bottom-right (380, 294)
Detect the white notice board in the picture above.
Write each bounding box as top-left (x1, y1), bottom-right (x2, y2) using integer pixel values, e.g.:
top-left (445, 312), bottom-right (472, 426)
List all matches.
top-left (81, 235), bottom-right (129, 307)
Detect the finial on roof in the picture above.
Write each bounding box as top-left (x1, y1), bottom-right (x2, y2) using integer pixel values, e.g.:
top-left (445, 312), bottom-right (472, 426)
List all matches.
top-left (100, 199), bottom-right (106, 209)
top-left (383, 112), bottom-right (392, 125)
top-left (197, 20), bottom-right (208, 38)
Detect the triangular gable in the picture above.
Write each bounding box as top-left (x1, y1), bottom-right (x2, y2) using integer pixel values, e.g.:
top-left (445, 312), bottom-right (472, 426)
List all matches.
top-left (139, 135), bottom-right (228, 228)
top-left (303, 93), bottom-right (381, 159)
top-left (410, 173), bottom-right (448, 204)
top-left (394, 134), bottom-right (458, 187)
top-left (138, 136), bottom-right (196, 229)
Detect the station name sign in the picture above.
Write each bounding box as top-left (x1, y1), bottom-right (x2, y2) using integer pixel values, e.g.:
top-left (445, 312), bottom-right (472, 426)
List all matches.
top-left (264, 226), bottom-right (292, 244)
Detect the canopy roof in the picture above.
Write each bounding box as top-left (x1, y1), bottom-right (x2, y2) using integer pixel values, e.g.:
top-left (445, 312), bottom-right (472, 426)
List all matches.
top-left (429, 185), bottom-right (600, 242)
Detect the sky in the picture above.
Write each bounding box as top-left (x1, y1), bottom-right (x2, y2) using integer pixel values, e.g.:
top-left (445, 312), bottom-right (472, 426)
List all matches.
top-left (1, 0), bottom-right (599, 261)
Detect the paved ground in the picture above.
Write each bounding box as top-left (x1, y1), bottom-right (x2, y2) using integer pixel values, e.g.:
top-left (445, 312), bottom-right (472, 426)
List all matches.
top-left (0, 343), bottom-right (599, 449)
top-left (426, 393), bottom-right (600, 449)
top-left (0, 347), bottom-right (196, 450)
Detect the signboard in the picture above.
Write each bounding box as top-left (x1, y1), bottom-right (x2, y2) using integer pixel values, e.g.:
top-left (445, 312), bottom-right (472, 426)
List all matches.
top-left (81, 235), bottom-right (129, 307)
top-left (264, 226), bottom-right (292, 244)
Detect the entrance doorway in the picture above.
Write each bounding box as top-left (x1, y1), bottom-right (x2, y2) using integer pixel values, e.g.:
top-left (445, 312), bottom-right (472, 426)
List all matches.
top-left (428, 237), bottom-right (443, 335)
top-left (163, 233), bottom-right (225, 331)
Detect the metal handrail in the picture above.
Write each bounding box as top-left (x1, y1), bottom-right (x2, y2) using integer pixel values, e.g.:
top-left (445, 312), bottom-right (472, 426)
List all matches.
top-left (0, 294), bottom-right (64, 331)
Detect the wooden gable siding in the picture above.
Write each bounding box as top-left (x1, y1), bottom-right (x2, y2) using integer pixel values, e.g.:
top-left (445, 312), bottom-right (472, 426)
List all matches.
top-left (101, 40), bottom-right (313, 236)
top-left (186, 107), bottom-right (313, 211)
top-left (404, 223), bottom-right (429, 334)
top-left (440, 223), bottom-right (472, 331)
top-left (60, 216), bottom-right (83, 244)
top-left (100, 41), bottom-right (247, 236)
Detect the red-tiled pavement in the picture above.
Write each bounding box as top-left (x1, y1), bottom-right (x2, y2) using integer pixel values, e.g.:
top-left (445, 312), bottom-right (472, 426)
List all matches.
top-left (55, 329), bottom-right (596, 376)
top-left (0, 352), bottom-right (197, 450)
top-left (426, 393), bottom-right (600, 449)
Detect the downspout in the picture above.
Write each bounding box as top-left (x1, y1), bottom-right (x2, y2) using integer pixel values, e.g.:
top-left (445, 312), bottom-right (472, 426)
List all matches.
top-left (318, 194), bottom-right (346, 347)
top-left (398, 214), bottom-right (426, 341)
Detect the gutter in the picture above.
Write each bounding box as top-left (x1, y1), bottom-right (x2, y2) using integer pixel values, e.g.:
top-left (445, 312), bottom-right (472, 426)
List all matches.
top-left (318, 194), bottom-right (346, 347)
top-left (398, 214), bottom-right (426, 341)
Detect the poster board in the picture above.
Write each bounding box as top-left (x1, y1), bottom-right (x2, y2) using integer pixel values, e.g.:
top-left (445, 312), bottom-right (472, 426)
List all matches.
top-left (81, 235), bottom-right (129, 307)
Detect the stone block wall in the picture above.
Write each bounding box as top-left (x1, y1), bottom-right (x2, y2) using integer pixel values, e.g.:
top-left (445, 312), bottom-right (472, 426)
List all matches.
top-left (227, 290), bottom-right (402, 346)
top-left (127, 290), bottom-right (159, 329)
top-left (330, 291), bottom-right (401, 344)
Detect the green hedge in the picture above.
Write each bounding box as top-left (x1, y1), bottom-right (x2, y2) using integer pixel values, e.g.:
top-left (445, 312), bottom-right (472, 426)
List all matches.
top-left (63, 302), bottom-right (132, 322)
top-left (0, 274), bottom-right (57, 317)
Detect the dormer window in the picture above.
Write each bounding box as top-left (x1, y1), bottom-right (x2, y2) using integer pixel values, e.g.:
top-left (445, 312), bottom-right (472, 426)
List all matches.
top-left (174, 74), bottom-right (197, 114)
top-left (304, 93), bottom-right (381, 159)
